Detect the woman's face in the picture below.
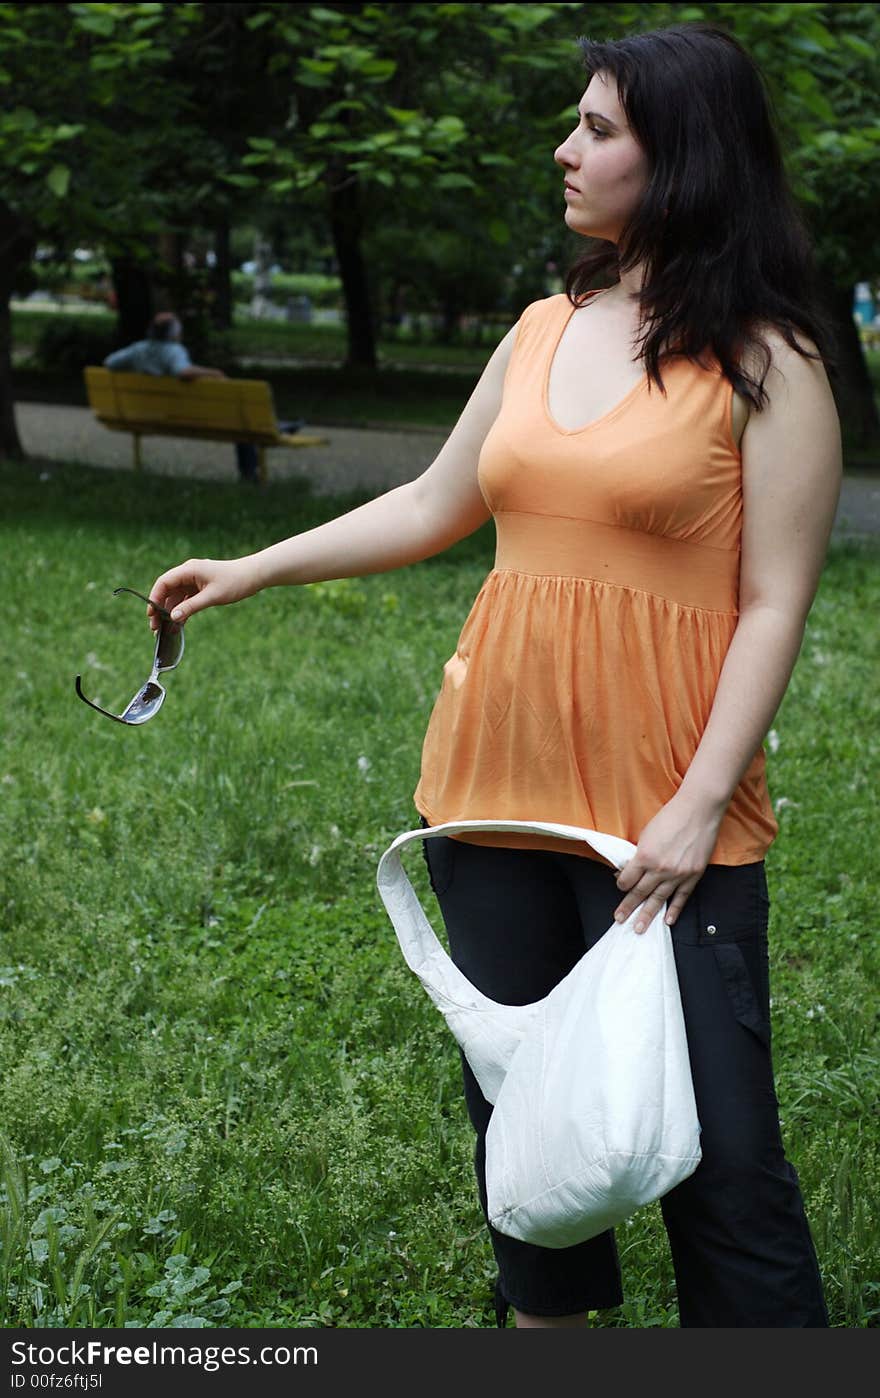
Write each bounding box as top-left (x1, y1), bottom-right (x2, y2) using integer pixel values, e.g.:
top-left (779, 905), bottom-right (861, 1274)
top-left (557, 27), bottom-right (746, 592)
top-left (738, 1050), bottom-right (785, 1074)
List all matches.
top-left (553, 71), bottom-right (651, 244)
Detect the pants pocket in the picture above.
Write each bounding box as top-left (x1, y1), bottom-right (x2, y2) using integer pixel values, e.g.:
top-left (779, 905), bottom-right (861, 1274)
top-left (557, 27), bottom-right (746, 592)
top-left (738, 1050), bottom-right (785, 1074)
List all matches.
top-left (711, 942), bottom-right (772, 1049)
top-left (697, 862), bottom-right (772, 1050)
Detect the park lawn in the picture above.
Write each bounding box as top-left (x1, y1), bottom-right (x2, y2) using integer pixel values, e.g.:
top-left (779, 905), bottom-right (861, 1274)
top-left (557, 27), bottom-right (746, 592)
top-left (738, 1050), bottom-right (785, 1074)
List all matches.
top-left (1, 456), bottom-right (877, 1329)
top-left (11, 306), bottom-right (506, 369)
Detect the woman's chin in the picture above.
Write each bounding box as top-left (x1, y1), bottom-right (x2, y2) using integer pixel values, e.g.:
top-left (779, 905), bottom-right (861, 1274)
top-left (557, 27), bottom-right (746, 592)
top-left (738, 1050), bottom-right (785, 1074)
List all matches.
top-left (565, 211), bottom-right (599, 237)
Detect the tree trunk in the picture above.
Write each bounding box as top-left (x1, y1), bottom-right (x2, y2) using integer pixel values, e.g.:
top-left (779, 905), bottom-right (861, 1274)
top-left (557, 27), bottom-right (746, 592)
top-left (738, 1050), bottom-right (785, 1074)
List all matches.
top-left (0, 202), bottom-right (35, 460)
top-left (327, 165), bottom-right (376, 369)
top-left (110, 255), bottom-right (154, 346)
top-left (213, 217), bottom-right (232, 330)
top-left (822, 279), bottom-right (879, 449)
top-left (155, 231), bottom-right (185, 313)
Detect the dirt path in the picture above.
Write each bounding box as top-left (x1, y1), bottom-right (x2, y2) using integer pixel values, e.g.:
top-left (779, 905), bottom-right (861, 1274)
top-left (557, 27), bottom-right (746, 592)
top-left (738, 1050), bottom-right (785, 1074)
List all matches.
top-left (14, 401), bottom-right (880, 540)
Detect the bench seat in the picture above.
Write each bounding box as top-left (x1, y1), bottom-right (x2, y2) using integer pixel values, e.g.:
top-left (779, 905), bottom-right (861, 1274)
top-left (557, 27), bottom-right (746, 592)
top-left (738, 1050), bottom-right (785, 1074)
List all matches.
top-left (84, 368), bottom-right (328, 481)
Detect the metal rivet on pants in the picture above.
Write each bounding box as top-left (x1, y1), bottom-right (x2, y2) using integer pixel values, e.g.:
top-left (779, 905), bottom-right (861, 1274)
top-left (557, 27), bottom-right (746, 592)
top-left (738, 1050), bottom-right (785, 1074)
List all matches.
top-left (706, 924), bottom-right (717, 935)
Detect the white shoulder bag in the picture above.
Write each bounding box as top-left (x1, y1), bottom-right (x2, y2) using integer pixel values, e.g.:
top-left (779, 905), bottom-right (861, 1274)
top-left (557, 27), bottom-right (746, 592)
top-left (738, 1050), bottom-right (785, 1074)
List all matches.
top-left (376, 818), bottom-right (702, 1249)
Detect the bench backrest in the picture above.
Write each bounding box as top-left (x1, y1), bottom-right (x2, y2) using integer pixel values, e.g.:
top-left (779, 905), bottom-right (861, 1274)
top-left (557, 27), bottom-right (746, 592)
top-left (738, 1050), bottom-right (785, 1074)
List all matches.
top-left (84, 368), bottom-right (281, 438)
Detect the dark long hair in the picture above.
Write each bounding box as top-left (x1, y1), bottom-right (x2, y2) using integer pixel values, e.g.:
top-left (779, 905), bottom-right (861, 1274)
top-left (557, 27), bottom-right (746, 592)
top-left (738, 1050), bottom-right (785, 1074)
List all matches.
top-left (565, 22), bottom-right (839, 410)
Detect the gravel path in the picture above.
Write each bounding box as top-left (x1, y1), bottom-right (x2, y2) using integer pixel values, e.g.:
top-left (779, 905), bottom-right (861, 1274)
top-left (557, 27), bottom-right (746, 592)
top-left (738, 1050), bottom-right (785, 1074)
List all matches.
top-left (15, 401), bottom-right (443, 498)
top-left (14, 401), bottom-right (880, 540)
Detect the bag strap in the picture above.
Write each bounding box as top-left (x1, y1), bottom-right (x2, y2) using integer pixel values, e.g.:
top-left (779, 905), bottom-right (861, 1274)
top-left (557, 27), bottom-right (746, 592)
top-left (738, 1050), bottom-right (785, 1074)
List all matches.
top-left (375, 820), bottom-right (637, 1099)
top-left (374, 816), bottom-right (635, 1017)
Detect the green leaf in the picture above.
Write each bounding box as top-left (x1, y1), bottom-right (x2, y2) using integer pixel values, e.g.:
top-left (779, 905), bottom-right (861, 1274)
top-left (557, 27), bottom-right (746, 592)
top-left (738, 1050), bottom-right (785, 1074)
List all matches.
top-left (433, 115), bottom-right (466, 137)
top-left (841, 33), bottom-right (875, 61)
top-left (11, 106), bottom-right (37, 133)
top-left (359, 58), bottom-right (396, 80)
top-left (298, 57), bottom-right (336, 75)
top-left (435, 172), bottom-right (476, 190)
top-left (73, 10), bottom-right (116, 36)
top-left (385, 107), bottom-right (420, 126)
top-left (799, 89), bottom-right (835, 123)
top-left (46, 164), bottom-right (70, 198)
top-left (488, 218), bottom-right (510, 245)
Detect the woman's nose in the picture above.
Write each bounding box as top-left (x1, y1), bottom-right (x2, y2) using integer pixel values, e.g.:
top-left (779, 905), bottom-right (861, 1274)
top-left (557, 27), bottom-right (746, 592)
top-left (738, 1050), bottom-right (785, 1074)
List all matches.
top-left (554, 138), bottom-right (577, 168)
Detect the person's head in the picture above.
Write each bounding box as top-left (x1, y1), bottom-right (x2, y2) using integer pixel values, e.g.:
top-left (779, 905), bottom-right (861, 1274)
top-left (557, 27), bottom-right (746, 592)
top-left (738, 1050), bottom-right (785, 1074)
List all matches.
top-left (148, 312), bottom-right (182, 343)
top-left (554, 69), bottom-right (651, 248)
top-left (555, 21), bottom-right (838, 409)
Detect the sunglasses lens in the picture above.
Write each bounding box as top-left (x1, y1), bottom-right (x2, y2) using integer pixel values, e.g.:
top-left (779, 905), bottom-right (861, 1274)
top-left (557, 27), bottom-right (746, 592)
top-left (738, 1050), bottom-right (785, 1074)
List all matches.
top-left (156, 621), bottom-right (184, 672)
top-left (121, 681), bottom-right (165, 724)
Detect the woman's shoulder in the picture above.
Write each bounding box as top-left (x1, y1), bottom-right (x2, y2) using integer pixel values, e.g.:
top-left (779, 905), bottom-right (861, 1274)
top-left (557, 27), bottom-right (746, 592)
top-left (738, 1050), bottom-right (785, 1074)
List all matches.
top-left (518, 292), bottom-right (570, 325)
top-left (739, 319), bottom-right (823, 384)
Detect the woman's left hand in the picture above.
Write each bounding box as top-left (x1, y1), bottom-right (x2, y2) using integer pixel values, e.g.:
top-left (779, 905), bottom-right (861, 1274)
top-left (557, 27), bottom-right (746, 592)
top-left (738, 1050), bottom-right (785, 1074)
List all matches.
top-left (613, 790), bottom-right (726, 933)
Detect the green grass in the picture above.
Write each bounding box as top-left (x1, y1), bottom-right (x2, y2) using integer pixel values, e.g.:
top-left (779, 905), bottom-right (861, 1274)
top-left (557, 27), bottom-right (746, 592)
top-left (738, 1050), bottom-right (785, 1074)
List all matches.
top-left (11, 306), bottom-right (507, 370)
top-left (1, 457), bottom-right (878, 1328)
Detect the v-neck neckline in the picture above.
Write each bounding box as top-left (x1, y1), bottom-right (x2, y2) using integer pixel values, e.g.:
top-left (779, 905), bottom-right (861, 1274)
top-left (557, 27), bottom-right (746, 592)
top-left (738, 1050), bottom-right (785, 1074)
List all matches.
top-left (542, 290), bottom-right (651, 437)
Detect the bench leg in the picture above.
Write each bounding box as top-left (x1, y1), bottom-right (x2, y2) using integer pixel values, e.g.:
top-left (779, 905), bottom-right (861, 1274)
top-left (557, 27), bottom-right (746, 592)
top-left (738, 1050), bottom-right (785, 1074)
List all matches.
top-left (258, 446), bottom-right (268, 485)
top-left (132, 434), bottom-right (142, 472)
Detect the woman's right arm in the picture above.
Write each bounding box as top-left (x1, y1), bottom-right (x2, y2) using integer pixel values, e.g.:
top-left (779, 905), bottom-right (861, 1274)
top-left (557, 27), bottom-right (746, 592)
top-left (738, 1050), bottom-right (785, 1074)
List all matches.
top-left (147, 320), bottom-right (519, 628)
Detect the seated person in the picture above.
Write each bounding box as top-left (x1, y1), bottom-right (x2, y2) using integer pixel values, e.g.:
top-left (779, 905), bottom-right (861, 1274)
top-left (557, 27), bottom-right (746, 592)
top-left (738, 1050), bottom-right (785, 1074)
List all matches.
top-left (103, 312), bottom-right (301, 482)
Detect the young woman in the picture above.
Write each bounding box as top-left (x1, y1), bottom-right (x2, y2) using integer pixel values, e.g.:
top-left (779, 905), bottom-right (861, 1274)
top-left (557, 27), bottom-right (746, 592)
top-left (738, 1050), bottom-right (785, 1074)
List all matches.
top-left (147, 23), bottom-right (842, 1328)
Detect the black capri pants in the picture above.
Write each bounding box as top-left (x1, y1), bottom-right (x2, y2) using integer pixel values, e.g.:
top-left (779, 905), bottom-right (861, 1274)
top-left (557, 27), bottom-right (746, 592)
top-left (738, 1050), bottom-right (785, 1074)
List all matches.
top-left (417, 815), bottom-right (829, 1328)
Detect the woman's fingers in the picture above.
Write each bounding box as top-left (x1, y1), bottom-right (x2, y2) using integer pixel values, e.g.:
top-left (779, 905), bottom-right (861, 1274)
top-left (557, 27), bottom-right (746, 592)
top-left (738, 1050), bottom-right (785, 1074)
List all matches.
top-left (146, 558), bottom-right (257, 629)
top-left (146, 562), bottom-right (209, 628)
top-left (662, 885), bottom-right (697, 929)
top-left (614, 877), bottom-right (698, 934)
top-left (615, 874), bottom-right (675, 934)
top-left (616, 883), bottom-right (676, 935)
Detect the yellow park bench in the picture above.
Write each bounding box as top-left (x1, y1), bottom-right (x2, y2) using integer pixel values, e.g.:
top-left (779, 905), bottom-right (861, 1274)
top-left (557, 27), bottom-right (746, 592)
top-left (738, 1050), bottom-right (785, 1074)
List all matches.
top-left (84, 368), bottom-right (329, 483)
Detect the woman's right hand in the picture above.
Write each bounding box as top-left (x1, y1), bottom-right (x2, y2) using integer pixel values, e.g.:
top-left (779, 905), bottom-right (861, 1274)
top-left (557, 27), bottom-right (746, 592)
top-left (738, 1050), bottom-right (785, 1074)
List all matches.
top-left (146, 557), bottom-right (261, 631)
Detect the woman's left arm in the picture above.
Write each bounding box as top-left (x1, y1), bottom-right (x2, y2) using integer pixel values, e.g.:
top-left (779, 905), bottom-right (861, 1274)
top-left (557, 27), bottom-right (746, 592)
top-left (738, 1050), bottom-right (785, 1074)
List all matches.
top-left (615, 329), bottom-right (843, 931)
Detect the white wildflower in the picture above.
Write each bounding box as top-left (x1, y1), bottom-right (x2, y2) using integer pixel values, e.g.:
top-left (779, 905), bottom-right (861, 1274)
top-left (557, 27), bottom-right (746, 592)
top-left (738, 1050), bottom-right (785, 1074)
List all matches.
top-left (357, 755), bottom-right (371, 775)
top-left (766, 729), bottom-right (780, 753)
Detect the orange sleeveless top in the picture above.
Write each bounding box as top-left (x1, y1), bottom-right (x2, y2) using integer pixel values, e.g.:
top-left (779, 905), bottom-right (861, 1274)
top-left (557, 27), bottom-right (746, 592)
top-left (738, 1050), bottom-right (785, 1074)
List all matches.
top-left (413, 292), bottom-right (779, 865)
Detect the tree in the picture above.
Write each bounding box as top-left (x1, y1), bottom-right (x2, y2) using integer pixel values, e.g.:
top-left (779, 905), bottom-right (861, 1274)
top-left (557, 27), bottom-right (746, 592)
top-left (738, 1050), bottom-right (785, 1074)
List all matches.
top-left (0, 2), bottom-right (201, 458)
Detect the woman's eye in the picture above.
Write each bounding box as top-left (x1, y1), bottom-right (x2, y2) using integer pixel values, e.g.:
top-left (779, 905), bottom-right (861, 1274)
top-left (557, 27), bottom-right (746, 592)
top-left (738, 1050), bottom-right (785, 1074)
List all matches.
top-left (589, 126), bottom-right (608, 140)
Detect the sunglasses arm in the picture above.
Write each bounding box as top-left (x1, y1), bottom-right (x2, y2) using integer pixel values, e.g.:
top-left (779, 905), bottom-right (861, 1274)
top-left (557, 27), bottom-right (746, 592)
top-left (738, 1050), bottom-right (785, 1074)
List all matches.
top-left (74, 674), bottom-right (135, 725)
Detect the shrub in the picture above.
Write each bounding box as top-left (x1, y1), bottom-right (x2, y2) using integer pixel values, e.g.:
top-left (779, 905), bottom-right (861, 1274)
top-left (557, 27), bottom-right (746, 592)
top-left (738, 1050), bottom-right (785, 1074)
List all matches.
top-left (33, 319), bottom-right (116, 374)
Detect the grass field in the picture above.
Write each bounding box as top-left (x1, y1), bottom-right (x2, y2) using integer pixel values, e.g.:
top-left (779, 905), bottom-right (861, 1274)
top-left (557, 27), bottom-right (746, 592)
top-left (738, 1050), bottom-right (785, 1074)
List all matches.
top-left (11, 306), bottom-right (506, 370)
top-left (1, 457), bottom-right (878, 1328)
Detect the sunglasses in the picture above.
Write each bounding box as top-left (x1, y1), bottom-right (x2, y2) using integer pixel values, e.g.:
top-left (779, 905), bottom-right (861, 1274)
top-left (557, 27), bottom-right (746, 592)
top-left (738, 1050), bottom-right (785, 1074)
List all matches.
top-left (75, 587), bottom-right (185, 725)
